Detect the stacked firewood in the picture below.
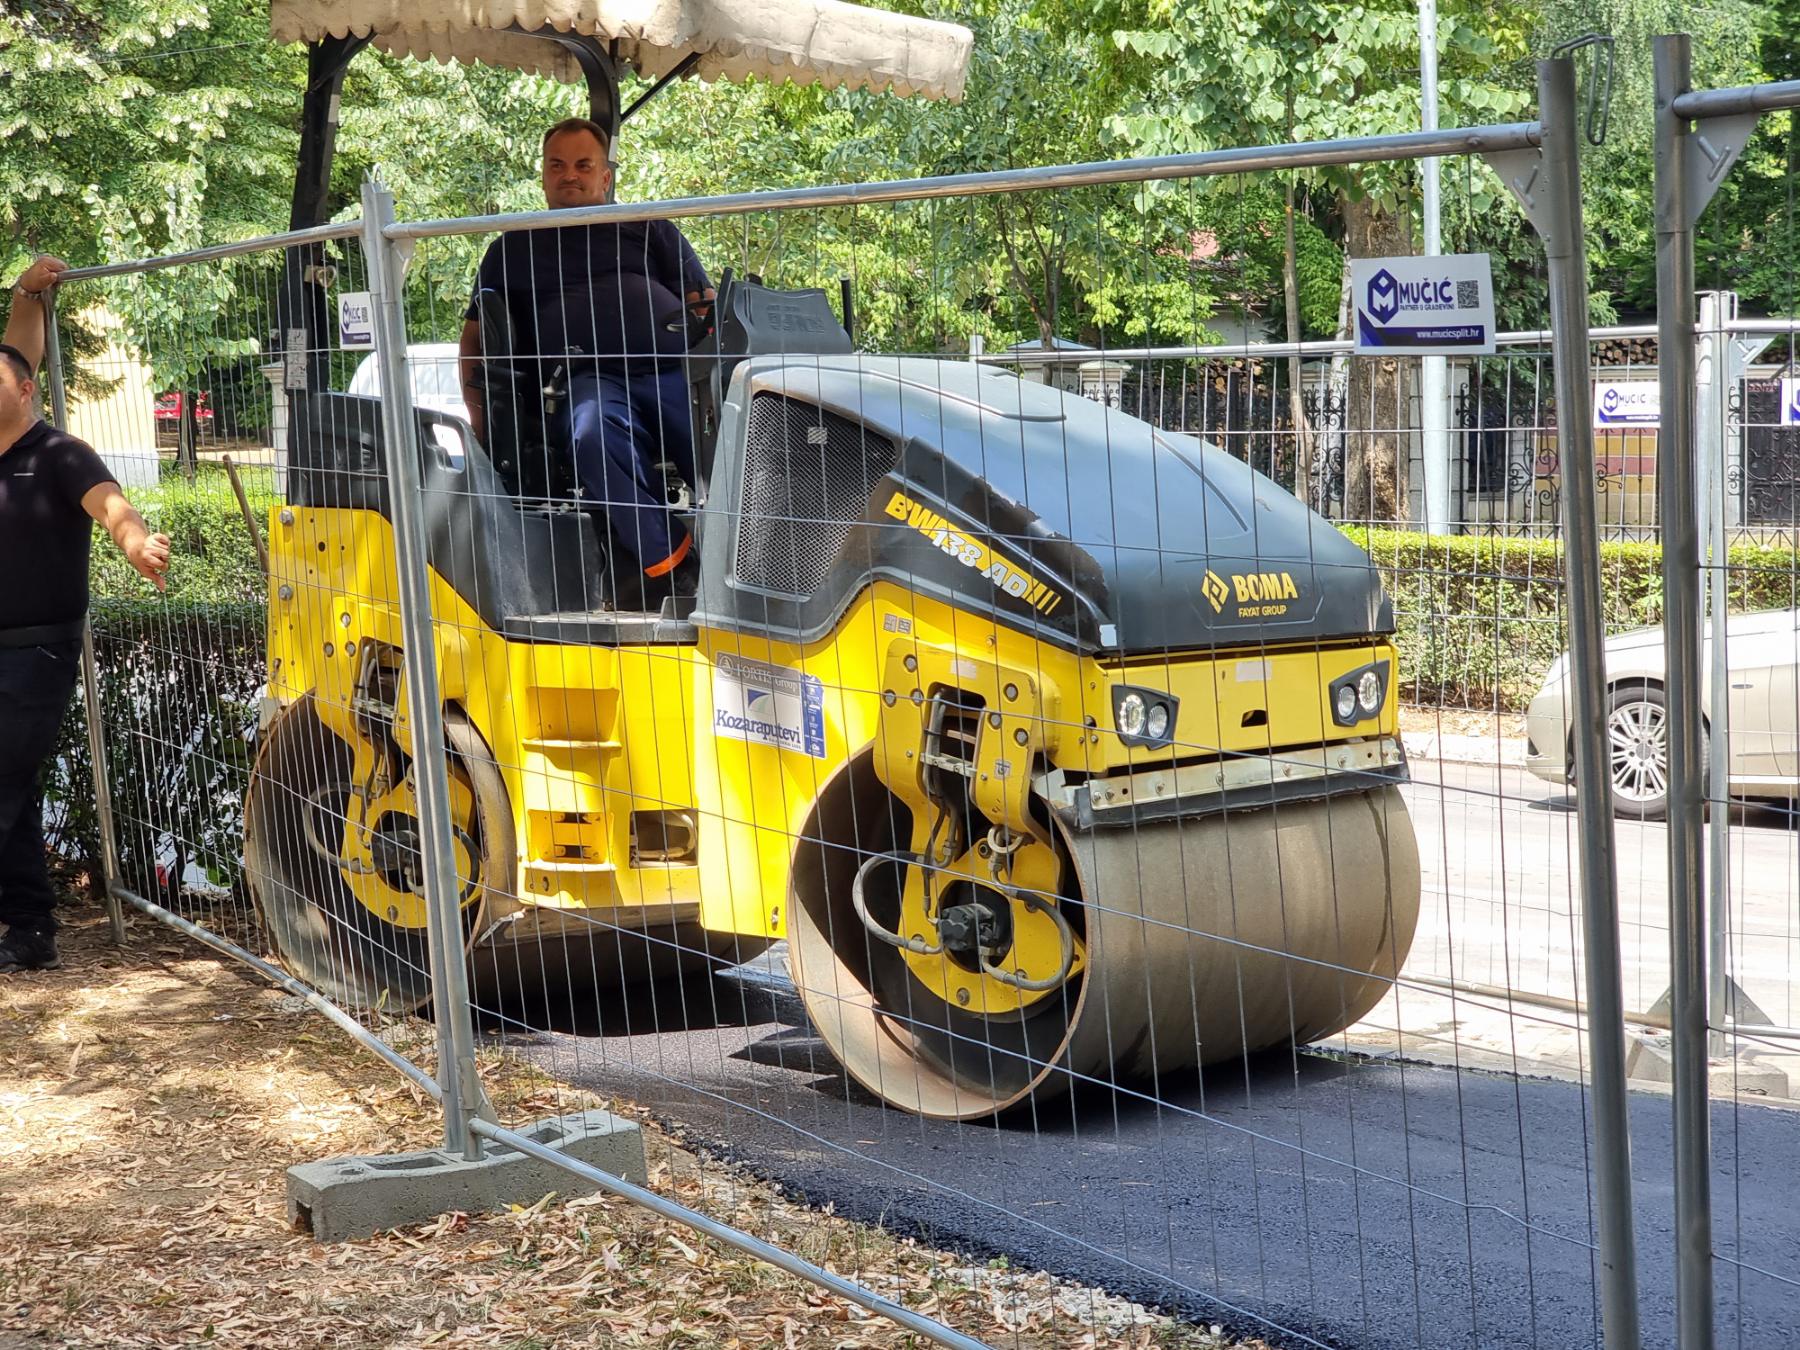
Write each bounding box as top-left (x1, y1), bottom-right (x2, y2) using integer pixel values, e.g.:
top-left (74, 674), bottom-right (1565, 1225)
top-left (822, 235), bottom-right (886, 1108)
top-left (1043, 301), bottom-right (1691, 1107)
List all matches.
top-left (1592, 335), bottom-right (1658, 367)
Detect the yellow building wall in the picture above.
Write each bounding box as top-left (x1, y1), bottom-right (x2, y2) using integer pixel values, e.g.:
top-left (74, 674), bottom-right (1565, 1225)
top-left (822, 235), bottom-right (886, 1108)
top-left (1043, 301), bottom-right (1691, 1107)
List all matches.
top-left (63, 307), bottom-right (158, 457)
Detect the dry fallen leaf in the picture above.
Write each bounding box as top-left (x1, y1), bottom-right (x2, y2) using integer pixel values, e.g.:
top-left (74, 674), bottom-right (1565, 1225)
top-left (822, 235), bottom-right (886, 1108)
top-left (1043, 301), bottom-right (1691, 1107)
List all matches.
top-left (0, 908), bottom-right (1251, 1350)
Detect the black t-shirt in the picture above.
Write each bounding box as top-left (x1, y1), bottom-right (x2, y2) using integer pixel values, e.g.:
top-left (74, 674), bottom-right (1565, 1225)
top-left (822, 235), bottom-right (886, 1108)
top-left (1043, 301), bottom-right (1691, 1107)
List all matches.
top-left (464, 220), bottom-right (711, 373)
top-left (0, 420), bottom-right (117, 628)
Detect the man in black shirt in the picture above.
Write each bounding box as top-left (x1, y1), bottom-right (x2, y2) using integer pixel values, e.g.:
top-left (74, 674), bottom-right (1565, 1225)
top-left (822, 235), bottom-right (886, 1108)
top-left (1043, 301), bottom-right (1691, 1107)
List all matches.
top-left (458, 118), bottom-right (714, 601)
top-left (0, 256), bottom-right (172, 972)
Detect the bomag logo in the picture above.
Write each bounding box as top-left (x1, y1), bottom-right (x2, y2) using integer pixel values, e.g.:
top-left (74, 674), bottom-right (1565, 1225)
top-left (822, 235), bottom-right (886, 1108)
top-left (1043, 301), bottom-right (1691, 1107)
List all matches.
top-left (1204, 568), bottom-right (1301, 618)
top-left (884, 491), bottom-right (1063, 616)
top-left (1233, 572), bottom-right (1299, 603)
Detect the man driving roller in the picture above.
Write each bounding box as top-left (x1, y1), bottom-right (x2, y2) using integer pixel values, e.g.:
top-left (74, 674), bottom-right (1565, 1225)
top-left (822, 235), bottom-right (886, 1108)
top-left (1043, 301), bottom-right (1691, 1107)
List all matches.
top-left (459, 117), bottom-right (713, 599)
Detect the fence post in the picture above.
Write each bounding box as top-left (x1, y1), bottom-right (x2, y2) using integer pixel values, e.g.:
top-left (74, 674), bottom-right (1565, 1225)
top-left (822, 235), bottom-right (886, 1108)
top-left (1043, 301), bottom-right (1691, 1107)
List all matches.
top-left (1694, 292), bottom-right (1779, 1067)
top-left (1539, 54), bottom-right (1645, 1350)
top-left (42, 295), bottom-right (128, 946)
top-left (1417, 0), bottom-right (1452, 534)
top-left (1695, 289), bottom-right (1737, 1064)
top-left (359, 177), bottom-right (493, 1160)
top-left (1653, 36), bottom-right (1715, 1350)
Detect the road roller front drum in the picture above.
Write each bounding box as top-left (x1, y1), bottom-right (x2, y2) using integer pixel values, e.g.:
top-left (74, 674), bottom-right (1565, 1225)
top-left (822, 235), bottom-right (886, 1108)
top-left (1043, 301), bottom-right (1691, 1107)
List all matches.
top-left (243, 694), bottom-right (513, 1013)
top-left (788, 753), bottom-right (1421, 1120)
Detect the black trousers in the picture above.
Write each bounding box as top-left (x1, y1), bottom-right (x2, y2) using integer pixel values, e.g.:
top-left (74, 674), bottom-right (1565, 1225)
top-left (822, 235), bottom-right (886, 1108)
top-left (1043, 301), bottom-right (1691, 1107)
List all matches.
top-left (0, 641), bottom-right (81, 931)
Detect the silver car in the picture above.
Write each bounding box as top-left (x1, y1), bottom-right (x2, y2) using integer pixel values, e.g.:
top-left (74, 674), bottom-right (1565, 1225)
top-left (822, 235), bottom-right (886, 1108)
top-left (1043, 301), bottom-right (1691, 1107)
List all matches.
top-left (1525, 609), bottom-right (1800, 819)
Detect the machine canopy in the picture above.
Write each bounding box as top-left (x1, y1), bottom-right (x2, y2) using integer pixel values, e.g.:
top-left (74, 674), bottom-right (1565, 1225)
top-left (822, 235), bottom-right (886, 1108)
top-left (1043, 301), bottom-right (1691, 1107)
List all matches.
top-left (269, 0), bottom-right (972, 101)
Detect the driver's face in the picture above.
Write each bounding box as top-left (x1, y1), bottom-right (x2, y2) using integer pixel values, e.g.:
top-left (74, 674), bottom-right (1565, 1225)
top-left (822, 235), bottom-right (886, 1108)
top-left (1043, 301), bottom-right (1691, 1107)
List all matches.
top-left (542, 130), bottom-right (613, 209)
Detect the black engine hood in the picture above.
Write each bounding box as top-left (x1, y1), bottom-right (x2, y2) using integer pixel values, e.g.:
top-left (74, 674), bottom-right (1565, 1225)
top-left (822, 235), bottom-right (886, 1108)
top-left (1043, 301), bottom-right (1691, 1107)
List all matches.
top-left (711, 355), bottom-right (1392, 654)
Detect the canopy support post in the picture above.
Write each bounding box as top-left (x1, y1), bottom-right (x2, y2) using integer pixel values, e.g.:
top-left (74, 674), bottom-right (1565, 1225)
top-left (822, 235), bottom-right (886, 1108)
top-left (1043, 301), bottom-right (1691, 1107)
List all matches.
top-left (291, 35), bottom-right (372, 232)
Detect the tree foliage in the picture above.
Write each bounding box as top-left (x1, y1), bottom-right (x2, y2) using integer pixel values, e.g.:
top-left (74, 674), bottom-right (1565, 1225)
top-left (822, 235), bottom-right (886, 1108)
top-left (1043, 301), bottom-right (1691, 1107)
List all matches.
top-left (8, 0), bottom-right (1799, 422)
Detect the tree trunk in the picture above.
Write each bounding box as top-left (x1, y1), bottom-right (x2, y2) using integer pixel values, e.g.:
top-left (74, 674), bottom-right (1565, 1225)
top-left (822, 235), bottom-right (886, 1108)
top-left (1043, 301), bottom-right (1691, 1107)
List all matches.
top-left (178, 392), bottom-right (199, 484)
top-left (1318, 254), bottom-right (1354, 513)
top-left (1280, 86), bottom-right (1312, 508)
top-left (1283, 175), bottom-right (1312, 507)
top-left (1341, 190), bottom-right (1410, 523)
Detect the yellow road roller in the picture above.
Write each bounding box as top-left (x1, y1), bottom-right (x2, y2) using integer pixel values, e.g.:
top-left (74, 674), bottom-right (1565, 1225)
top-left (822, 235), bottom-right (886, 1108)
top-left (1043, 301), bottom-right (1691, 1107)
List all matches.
top-left (244, 266), bottom-right (1420, 1120)
top-left (244, 2), bottom-right (1418, 1123)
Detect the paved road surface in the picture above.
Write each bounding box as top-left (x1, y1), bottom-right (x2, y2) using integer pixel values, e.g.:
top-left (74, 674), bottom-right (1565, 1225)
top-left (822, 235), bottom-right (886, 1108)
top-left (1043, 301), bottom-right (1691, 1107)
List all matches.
top-left (496, 763), bottom-right (1800, 1349)
top-left (1406, 759), bottom-right (1800, 1028)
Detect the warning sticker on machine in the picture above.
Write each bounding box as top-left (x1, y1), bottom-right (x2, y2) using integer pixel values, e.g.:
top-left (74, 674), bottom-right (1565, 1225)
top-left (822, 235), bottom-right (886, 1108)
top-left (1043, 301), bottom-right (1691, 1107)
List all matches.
top-left (713, 653), bottom-right (827, 758)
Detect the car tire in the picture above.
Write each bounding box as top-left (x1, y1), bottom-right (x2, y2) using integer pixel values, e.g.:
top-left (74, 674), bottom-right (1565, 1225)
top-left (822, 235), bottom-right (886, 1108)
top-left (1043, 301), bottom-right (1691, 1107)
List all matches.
top-left (1598, 683), bottom-right (1711, 822)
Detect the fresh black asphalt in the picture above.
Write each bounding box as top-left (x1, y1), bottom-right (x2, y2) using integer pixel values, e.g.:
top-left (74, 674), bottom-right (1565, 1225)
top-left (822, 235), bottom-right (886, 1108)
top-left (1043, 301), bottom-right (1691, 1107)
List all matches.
top-left (493, 959), bottom-right (1800, 1350)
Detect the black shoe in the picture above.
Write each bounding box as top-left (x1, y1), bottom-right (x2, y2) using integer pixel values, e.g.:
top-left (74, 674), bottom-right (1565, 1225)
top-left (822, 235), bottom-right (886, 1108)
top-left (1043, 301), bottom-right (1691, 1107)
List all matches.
top-left (657, 554), bottom-right (701, 620)
top-left (0, 923), bottom-right (60, 973)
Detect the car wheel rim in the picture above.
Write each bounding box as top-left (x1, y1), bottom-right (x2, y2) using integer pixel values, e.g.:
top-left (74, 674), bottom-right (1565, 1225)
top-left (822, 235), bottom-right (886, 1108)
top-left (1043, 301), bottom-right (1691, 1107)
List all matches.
top-left (1606, 699), bottom-right (1669, 803)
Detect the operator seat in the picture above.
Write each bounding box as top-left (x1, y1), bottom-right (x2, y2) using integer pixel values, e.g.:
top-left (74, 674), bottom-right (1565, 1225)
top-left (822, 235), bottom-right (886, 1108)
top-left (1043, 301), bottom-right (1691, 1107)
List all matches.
top-left (468, 289), bottom-right (577, 504)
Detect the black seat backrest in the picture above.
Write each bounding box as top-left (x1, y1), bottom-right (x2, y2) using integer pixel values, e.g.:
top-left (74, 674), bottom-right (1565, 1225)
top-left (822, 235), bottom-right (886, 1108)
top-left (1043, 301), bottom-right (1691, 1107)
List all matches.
top-left (690, 277), bottom-right (853, 488)
top-left (715, 279), bottom-right (854, 364)
top-left (471, 288), bottom-right (577, 504)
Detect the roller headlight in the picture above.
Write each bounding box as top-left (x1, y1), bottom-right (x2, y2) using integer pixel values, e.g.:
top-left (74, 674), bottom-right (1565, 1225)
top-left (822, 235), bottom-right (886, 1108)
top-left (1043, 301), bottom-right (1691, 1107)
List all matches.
top-left (1117, 692), bottom-right (1147, 738)
top-left (1357, 670), bottom-right (1383, 715)
top-left (1111, 685), bottom-right (1178, 749)
top-left (1329, 660), bottom-right (1390, 727)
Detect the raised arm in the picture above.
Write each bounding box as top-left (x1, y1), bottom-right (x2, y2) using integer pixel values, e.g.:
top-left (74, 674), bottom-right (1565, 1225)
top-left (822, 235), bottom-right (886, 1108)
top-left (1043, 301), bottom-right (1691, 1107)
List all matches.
top-left (81, 482), bottom-right (172, 593)
top-left (3, 256), bottom-right (68, 374)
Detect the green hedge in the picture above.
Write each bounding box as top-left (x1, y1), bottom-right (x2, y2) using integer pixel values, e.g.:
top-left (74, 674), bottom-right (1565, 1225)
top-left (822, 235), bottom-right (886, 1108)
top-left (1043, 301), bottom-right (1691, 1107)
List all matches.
top-left (1346, 528), bottom-right (1800, 713)
top-left (47, 478), bottom-right (270, 893)
top-left (88, 469), bottom-right (272, 605)
top-left (46, 599), bottom-right (266, 897)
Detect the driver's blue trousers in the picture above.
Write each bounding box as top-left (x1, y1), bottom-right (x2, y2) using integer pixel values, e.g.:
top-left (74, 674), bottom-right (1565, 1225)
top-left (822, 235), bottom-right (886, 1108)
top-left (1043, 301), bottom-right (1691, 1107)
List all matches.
top-left (567, 365), bottom-right (695, 574)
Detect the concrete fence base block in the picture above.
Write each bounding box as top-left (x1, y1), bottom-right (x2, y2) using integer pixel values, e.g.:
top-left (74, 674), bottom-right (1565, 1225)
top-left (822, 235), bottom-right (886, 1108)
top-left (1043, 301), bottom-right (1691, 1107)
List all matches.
top-left (287, 1109), bottom-right (647, 1244)
top-left (1624, 1031), bottom-right (1793, 1100)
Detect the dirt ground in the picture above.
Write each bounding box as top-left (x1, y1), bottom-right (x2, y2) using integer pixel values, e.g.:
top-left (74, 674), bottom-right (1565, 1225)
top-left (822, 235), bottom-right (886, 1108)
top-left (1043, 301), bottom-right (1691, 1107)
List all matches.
top-left (1396, 705), bottom-right (1525, 741)
top-left (0, 901), bottom-right (1247, 1350)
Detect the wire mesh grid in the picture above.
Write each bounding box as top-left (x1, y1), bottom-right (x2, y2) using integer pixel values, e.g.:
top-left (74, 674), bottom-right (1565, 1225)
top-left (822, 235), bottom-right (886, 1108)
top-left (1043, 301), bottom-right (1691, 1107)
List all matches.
top-left (347, 147), bottom-right (1661, 1349)
top-left (48, 93), bottom-right (1800, 1345)
top-left (1688, 109), bottom-right (1800, 1340)
top-left (42, 234), bottom-right (478, 1088)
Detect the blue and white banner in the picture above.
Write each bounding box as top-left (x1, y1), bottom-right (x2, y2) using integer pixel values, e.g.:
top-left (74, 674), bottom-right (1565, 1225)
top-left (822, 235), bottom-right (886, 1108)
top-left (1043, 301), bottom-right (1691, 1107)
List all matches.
top-left (712, 652), bottom-right (828, 759)
top-left (1781, 377), bottom-right (1800, 427)
top-left (1351, 254), bottom-right (1496, 356)
top-left (1594, 380), bottom-right (1660, 429)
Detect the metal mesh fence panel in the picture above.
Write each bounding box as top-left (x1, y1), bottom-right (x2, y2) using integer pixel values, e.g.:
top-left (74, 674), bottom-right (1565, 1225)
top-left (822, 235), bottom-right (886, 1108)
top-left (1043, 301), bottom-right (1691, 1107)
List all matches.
top-left (332, 103), bottom-right (1667, 1347)
top-left (45, 230), bottom-right (450, 1097)
top-left (1661, 45), bottom-right (1800, 1346)
top-left (69, 55), bottom-right (1800, 1345)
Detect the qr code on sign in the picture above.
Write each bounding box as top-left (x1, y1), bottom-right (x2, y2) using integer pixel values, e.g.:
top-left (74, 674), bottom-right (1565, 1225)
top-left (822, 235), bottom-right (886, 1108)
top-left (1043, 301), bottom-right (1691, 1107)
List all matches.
top-left (1457, 280), bottom-right (1481, 310)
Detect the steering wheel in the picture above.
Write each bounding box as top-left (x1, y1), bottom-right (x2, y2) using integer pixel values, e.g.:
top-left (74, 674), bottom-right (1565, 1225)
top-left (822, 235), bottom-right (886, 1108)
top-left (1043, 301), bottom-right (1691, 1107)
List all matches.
top-left (662, 297), bottom-right (716, 351)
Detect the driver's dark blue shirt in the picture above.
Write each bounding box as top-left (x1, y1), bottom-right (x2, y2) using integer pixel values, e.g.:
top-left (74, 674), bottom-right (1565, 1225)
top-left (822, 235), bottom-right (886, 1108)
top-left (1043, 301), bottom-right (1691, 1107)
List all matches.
top-left (465, 219), bottom-right (710, 374)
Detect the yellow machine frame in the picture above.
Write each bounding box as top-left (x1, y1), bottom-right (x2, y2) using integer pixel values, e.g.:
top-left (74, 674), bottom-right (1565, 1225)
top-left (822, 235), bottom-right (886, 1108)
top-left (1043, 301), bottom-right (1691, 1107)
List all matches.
top-left (266, 501), bottom-right (1401, 1008)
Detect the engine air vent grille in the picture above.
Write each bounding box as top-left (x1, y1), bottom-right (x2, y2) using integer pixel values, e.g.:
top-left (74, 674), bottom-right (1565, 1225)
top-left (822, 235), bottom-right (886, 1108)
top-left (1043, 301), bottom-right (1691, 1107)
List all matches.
top-left (734, 393), bottom-right (899, 596)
